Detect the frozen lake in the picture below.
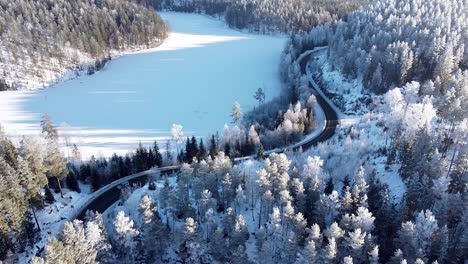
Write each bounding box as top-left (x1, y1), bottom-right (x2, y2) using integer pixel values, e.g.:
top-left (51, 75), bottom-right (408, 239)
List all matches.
top-left (0, 12), bottom-right (286, 158)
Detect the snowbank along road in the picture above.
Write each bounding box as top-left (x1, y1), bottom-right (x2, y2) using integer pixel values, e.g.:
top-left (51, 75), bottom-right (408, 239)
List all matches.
top-left (71, 48), bottom-right (339, 221)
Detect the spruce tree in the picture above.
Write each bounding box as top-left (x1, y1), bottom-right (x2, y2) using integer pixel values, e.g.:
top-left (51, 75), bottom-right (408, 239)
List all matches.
top-left (257, 144), bottom-right (265, 160)
top-left (42, 117), bottom-right (68, 198)
top-left (184, 138), bottom-right (192, 163)
top-left (324, 178), bottom-right (334, 195)
top-left (209, 134), bottom-right (219, 158)
top-left (198, 139), bottom-right (207, 162)
top-left (0, 137), bottom-right (18, 169)
top-left (153, 141), bottom-right (163, 167)
top-left (224, 143), bottom-right (231, 158)
top-left (190, 136), bottom-right (199, 162)
top-left (44, 186), bottom-right (55, 204)
top-left (66, 170), bottom-right (81, 193)
top-left (165, 140), bottom-right (173, 165)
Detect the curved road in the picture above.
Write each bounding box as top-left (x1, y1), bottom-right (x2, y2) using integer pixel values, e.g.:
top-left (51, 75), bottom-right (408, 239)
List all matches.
top-left (71, 48), bottom-right (339, 221)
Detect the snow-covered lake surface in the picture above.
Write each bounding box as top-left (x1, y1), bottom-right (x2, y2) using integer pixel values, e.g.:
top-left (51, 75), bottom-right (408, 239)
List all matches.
top-left (0, 12), bottom-right (286, 158)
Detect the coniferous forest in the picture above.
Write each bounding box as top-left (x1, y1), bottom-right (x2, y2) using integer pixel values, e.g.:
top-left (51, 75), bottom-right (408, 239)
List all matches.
top-left (0, 0), bottom-right (168, 90)
top-left (0, 0), bottom-right (467, 263)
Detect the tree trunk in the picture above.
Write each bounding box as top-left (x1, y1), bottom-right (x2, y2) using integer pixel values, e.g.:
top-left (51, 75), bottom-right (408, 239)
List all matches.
top-left (31, 207), bottom-right (41, 231)
top-left (56, 176), bottom-right (64, 198)
top-left (258, 200), bottom-right (263, 229)
top-left (446, 145), bottom-right (458, 178)
top-left (39, 190), bottom-right (45, 208)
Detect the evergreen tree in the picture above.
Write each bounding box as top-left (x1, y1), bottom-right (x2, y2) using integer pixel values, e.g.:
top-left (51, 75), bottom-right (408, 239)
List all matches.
top-left (44, 139), bottom-right (68, 198)
top-left (184, 137), bottom-right (192, 163)
top-left (134, 142), bottom-right (148, 172)
top-left (165, 140), bottom-right (174, 165)
top-left (224, 143), bottom-right (231, 158)
top-left (86, 213), bottom-right (113, 263)
top-left (0, 136), bottom-right (18, 169)
top-left (198, 139), bottom-right (207, 162)
top-left (152, 141), bottom-right (163, 167)
top-left (139, 193), bottom-right (167, 262)
top-left (324, 178), bottom-right (334, 195)
top-left (231, 101), bottom-right (242, 123)
top-left (113, 211), bottom-right (139, 262)
top-left (257, 144), bottom-right (265, 160)
top-left (44, 185), bottom-right (55, 204)
top-left (209, 134), bottom-right (219, 158)
top-left (254, 87), bottom-right (266, 104)
top-left (66, 170), bottom-right (81, 193)
top-left (61, 220), bottom-right (98, 263)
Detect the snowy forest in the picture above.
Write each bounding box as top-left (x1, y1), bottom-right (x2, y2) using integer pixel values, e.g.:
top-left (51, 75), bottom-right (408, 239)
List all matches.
top-left (0, 0), bottom-right (168, 90)
top-left (1, 0), bottom-right (467, 263)
top-left (153, 0), bottom-right (366, 33)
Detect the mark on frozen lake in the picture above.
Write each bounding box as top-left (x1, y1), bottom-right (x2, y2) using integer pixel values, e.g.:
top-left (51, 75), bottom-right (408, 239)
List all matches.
top-left (88, 91), bottom-right (137, 94)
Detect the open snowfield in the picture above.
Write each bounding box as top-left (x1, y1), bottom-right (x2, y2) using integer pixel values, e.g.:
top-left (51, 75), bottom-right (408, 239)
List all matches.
top-left (0, 12), bottom-right (286, 159)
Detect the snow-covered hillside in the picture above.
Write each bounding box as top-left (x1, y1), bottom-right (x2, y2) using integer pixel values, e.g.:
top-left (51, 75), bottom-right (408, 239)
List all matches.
top-left (0, 12), bottom-right (286, 159)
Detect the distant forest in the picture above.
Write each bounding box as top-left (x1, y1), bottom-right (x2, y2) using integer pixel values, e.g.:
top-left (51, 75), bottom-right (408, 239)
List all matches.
top-left (0, 0), bottom-right (168, 90)
top-left (141, 0), bottom-right (366, 33)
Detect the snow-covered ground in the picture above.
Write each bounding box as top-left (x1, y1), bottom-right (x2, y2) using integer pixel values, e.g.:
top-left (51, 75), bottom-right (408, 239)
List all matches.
top-left (0, 12), bottom-right (286, 159)
top-left (19, 184), bottom-right (92, 261)
top-left (304, 51), bottom-right (405, 200)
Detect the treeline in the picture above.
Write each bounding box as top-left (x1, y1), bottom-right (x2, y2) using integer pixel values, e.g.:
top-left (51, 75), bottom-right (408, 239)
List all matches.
top-left (156, 0), bottom-right (365, 33)
top-left (76, 142), bottom-right (164, 192)
top-left (76, 133), bottom-right (250, 192)
top-left (0, 0), bottom-right (168, 90)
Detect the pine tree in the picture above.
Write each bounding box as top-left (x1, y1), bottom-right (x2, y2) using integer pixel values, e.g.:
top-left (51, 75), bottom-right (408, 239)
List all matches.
top-left (343, 256), bottom-right (354, 264)
top-left (40, 114), bottom-right (59, 141)
top-left (369, 245), bottom-right (379, 264)
top-left (231, 101), bottom-right (242, 123)
top-left (224, 143), bottom-right (231, 158)
top-left (324, 178), bottom-right (334, 194)
top-left (190, 136), bottom-right (199, 162)
top-left (152, 141), bottom-right (163, 167)
top-left (179, 217), bottom-right (199, 261)
top-left (345, 229), bottom-right (366, 261)
top-left (134, 142), bottom-right (148, 171)
top-left (257, 143), bottom-right (265, 160)
top-left (231, 214), bottom-right (249, 249)
top-left (16, 156), bottom-right (44, 230)
top-left (165, 140), bottom-right (174, 165)
top-left (184, 137), bottom-right (192, 163)
top-left (210, 227), bottom-right (229, 262)
top-left (139, 193), bottom-right (166, 262)
top-left (44, 185), bottom-right (55, 204)
top-left (296, 239), bottom-right (318, 264)
top-left (324, 237), bottom-right (338, 263)
top-left (198, 139), bottom-right (207, 162)
top-left (66, 169), bottom-right (81, 193)
top-left (113, 211), bottom-right (139, 262)
top-left (42, 237), bottom-right (73, 263)
top-left (209, 134), bottom-right (219, 158)
top-left (254, 87), bottom-right (266, 104)
top-left (17, 211), bottom-right (38, 251)
top-left (61, 220), bottom-right (98, 263)
top-left (44, 140), bottom-right (68, 198)
top-left (0, 136), bottom-right (18, 169)
top-left (85, 214), bottom-right (113, 263)
top-left (325, 222), bottom-right (345, 241)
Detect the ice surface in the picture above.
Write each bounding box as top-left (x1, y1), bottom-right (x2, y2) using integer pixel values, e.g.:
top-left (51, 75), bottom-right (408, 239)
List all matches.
top-left (0, 12), bottom-right (286, 159)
